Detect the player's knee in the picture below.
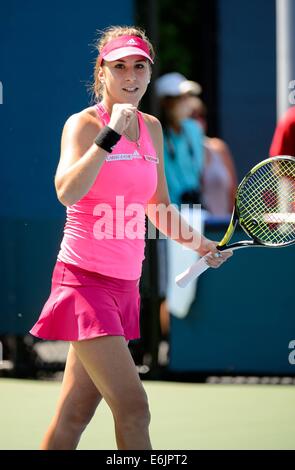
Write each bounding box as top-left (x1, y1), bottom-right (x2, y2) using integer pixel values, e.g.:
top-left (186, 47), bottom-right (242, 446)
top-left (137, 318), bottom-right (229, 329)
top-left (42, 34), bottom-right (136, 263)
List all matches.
top-left (59, 402), bottom-right (98, 432)
top-left (114, 390), bottom-right (151, 428)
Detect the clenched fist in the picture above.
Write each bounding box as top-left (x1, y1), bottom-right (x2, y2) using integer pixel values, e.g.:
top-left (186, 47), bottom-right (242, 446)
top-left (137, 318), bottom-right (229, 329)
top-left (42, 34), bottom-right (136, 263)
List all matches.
top-left (108, 103), bottom-right (138, 135)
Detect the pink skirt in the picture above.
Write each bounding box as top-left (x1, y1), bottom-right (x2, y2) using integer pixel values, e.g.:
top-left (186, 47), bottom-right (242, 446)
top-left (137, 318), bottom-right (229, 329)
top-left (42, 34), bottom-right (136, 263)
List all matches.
top-left (30, 260), bottom-right (141, 341)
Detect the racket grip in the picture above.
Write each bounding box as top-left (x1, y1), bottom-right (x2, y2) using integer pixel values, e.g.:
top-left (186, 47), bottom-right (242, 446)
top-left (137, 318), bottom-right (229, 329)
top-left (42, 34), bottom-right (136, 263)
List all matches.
top-left (175, 256), bottom-right (209, 288)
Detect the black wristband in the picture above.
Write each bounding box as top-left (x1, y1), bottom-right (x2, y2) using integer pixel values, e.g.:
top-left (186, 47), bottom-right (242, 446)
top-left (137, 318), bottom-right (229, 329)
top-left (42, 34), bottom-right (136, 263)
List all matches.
top-left (94, 125), bottom-right (121, 153)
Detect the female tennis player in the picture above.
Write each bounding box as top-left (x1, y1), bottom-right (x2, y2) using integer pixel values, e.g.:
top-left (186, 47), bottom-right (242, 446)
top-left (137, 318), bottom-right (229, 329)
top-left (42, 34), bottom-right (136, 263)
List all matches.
top-left (30, 25), bottom-right (232, 450)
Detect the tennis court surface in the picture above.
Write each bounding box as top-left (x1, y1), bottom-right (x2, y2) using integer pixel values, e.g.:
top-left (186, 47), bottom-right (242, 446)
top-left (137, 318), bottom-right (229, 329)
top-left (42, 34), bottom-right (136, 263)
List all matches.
top-left (1, 378), bottom-right (294, 449)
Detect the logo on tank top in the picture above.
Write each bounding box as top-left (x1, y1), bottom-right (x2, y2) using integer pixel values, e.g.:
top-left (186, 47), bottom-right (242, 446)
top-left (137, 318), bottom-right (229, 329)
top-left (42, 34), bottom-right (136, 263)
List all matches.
top-left (105, 150), bottom-right (159, 163)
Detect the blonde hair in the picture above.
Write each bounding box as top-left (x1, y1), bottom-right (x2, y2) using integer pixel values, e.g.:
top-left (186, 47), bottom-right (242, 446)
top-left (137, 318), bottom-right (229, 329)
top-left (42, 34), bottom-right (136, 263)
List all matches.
top-left (90, 25), bottom-right (155, 102)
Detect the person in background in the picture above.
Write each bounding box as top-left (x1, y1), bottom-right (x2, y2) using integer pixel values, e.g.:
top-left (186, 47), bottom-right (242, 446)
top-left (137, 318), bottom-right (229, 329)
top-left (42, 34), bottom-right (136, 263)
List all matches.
top-left (154, 73), bottom-right (205, 350)
top-left (155, 72), bottom-right (204, 207)
top-left (188, 92), bottom-right (238, 216)
top-left (269, 106), bottom-right (295, 157)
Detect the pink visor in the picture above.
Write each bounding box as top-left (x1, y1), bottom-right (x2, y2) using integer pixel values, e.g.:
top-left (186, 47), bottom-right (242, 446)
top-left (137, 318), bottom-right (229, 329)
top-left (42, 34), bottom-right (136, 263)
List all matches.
top-left (98, 35), bottom-right (154, 65)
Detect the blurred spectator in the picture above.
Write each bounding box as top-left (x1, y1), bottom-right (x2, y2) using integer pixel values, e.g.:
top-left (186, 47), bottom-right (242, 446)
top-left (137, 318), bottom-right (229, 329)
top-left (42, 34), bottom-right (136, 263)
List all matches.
top-left (155, 72), bottom-right (204, 207)
top-left (154, 73), bottom-right (204, 351)
top-left (269, 106), bottom-right (295, 157)
top-left (188, 94), bottom-right (238, 215)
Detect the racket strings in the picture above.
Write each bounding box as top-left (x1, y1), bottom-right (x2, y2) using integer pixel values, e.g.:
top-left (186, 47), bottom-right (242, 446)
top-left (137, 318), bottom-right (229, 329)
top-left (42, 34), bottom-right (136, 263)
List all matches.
top-left (245, 164), bottom-right (295, 243)
top-left (237, 160), bottom-right (295, 245)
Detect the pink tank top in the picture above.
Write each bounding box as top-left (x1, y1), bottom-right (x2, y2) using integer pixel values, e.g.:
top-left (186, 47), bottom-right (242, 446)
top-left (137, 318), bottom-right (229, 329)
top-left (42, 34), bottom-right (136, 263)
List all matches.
top-left (57, 103), bottom-right (158, 279)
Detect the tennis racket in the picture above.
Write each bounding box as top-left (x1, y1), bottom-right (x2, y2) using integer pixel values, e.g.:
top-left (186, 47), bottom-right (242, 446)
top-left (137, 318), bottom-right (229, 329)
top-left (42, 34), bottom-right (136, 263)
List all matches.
top-left (175, 155), bottom-right (295, 288)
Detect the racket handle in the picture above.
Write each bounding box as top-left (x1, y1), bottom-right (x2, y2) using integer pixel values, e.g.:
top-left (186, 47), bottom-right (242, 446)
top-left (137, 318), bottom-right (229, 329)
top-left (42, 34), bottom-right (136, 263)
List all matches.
top-left (175, 256), bottom-right (209, 288)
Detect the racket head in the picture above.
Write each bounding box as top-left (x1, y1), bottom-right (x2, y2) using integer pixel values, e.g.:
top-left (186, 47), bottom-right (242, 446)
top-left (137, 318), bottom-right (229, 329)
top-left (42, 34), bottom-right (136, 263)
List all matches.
top-left (235, 155), bottom-right (295, 247)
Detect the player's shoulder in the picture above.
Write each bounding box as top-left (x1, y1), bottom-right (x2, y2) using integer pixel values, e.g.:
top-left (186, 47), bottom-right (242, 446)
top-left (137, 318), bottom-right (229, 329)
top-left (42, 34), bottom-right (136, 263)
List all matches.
top-left (141, 111), bottom-right (161, 127)
top-left (141, 112), bottom-right (162, 130)
top-left (62, 106), bottom-right (101, 139)
top-left (64, 106), bottom-right (100, 128)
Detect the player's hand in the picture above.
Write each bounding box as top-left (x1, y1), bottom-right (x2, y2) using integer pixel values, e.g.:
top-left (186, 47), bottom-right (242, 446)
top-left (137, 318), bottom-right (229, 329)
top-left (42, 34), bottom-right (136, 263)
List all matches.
top-left (109, 103), bottom-right (137, 135)
top-left (198, 236), bottom-right (233, 268)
